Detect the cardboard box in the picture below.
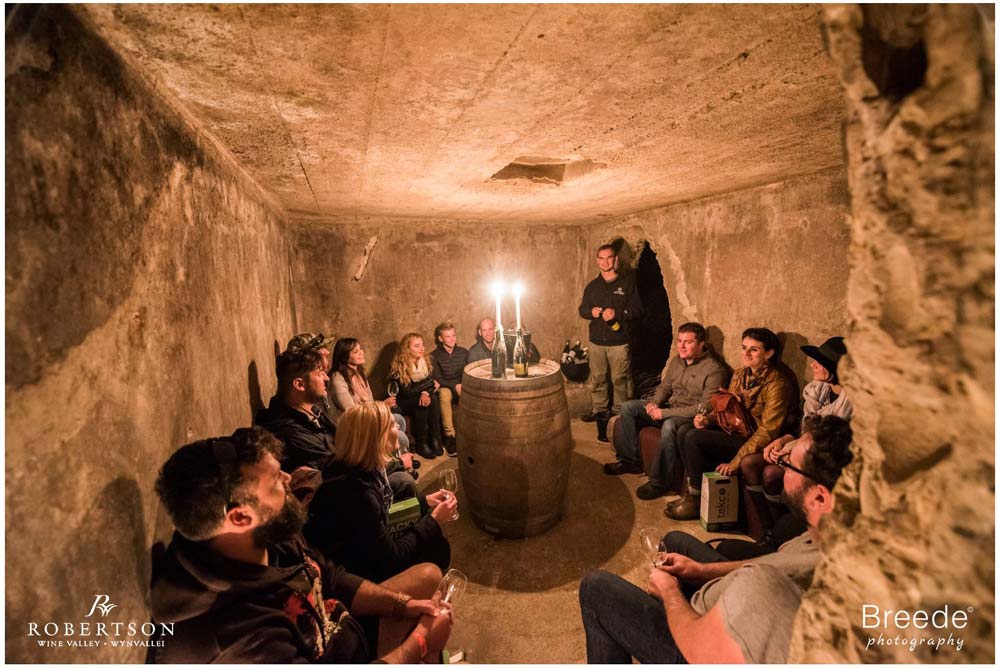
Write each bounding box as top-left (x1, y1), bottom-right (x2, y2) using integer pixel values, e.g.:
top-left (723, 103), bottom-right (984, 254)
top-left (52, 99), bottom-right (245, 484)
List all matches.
top-left (388, 497), bottom-right (421, 530)
top-left (700, 472), bottom-right (739, 531)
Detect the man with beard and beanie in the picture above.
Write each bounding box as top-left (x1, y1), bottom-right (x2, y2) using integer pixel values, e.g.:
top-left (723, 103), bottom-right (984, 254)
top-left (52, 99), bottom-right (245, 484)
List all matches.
top-left (578, 415), bottom-right (852, 664)
top-left (150, 427), bottom-right (454, 664)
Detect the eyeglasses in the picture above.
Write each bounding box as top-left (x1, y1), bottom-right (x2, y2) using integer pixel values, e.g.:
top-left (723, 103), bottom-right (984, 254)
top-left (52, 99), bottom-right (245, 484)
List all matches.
top-left (776, 454), bottom-right (817, 482)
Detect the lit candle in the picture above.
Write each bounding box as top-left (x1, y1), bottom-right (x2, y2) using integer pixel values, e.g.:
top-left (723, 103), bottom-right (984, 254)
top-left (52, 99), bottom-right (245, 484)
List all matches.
top-left (491, 281), bottom-right (503, 329)
top-left (514, 282), bottom-right (524, 331)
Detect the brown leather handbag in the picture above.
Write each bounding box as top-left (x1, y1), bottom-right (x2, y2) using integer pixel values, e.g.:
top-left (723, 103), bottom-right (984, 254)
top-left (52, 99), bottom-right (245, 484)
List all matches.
top-left (710, 390), bottom-right (756, 438)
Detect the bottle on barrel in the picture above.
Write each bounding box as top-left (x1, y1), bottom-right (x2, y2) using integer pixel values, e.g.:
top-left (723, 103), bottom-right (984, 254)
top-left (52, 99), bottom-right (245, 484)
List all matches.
top-left (492, 325), bottom-right (507, 378)
top-left (513, 329), bottom-right (529, 378)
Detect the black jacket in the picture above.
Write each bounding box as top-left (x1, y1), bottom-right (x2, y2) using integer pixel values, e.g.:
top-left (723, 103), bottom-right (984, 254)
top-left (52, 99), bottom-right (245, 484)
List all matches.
top-left (430, 345), bottom-right (469, 392)
top-left (305, 460), bottom-right (450, 583)
top-left (255, 396), bottom-right (336, 472)
top-left (150, 533), bottom-right (370, 663)
top-left (578, 273), bottom-right (643, 346)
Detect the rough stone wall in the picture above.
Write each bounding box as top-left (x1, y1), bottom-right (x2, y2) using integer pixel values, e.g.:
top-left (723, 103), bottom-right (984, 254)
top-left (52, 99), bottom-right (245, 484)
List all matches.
top-left (582, 167), bottom-right (851, 385)
top-left (789, 5), bottom-right (995, 663)
top-left (5, 6), bottom-right (294, 663)
top-left (288, 218), bottom-right (588, 393)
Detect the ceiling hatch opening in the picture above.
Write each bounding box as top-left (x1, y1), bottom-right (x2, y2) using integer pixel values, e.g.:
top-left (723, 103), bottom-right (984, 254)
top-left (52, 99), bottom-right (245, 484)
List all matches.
top-left (490, 155), bottom-right (603, 185)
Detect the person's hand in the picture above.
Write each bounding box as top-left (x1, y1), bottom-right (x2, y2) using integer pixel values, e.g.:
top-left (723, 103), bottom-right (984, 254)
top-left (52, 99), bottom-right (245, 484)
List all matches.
top-left (602, 308), bottom-right (616, 321)
top-left (384, 396), bottom-right (397, 408)
top-left (425, 490), bottom-right (449, 507)
top-left (419, 391), bottom-right (431, 407)
top-left (644, 402), bottom-right (658, 417)
top-left (647, 567), bottom-right (681, 601)
top-left (591, 306), bottom-right (603, 318)
top-left (433, 380), bottom-right (441, 391)
top-left (716, 462), bottom-right (734, 476)
top-left (412, 603), bottom-right (453, 655)
top-left (400, 453), bottom-right (414, 469)
top-left (430, 494), bottom-right (458, 524)
top-left (404, 597), bottom-right (441, 619)
top-left (693, 413), bottom-right (708, 429)
top-left (660, 553), bottom-right (703, 583)
top-left (455, 383), bottom-right (462, 397)
top-left (763, 440), bottom-right (781, 464)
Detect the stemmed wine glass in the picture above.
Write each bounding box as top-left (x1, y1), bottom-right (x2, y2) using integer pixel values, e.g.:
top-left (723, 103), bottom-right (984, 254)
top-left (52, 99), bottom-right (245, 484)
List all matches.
top-left (387, 380), bottom-right (400, 398)
top-left (639, 528), bottom-right (666, 568)
top-left (436, 568), bottom-right (468, 607)
top-left (437, 469), bottom-right (460, 520)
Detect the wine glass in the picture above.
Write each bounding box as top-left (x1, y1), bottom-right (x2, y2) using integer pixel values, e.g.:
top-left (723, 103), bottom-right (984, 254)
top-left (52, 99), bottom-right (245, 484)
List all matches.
top-left (387, 380), bottom-right (400, 398)
top-left (639, 528), bottom-right (666, 567)
top-left (437, 469), bottom-right (459, 520)
top-left (436, 568), bottom-right (468, 606)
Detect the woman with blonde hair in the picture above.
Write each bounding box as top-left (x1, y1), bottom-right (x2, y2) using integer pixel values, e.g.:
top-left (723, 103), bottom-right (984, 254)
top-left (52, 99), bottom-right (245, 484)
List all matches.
top-left (389, 332), bottom-right (443, 459)
top-left (304, 402), bottom-right (455, 583)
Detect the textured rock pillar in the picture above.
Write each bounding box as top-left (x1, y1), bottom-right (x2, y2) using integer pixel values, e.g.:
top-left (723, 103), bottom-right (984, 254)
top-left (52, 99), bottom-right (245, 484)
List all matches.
top-left (790, 5), bottom-right (994, 662)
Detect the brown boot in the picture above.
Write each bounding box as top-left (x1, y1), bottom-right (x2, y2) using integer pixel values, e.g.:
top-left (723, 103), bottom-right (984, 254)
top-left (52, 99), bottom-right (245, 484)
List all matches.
top-left (665, 494), bottom-right (700, 521)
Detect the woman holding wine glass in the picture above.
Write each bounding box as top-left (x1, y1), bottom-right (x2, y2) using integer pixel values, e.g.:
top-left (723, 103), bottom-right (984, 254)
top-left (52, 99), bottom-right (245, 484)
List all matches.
top-left (389, 333), bottom-right (444, 459)
top-left (304, 402), bottom-right (456, 583)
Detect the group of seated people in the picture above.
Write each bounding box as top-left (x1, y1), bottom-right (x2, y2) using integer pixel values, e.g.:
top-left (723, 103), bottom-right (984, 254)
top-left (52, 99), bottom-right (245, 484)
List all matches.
top-left (148, 314), bottom-right (856, 664)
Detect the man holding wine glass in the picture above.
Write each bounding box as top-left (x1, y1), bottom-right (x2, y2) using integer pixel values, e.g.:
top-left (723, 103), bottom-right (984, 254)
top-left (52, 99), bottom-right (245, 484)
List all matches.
top-left (608, 323), bottom-right (729, 502)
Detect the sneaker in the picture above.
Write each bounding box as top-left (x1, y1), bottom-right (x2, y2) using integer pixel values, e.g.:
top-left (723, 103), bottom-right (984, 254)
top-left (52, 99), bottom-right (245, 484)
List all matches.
top-left (444, 435), bottom-right (457, 458)
top-left (602, 461), bottom-right (643, 475)
top-left (636, 482), bottom-right (670, 500)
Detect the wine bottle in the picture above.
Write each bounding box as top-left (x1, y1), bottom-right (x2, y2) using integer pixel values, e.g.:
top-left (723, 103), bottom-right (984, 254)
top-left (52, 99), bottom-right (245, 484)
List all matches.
top-left (513, 329), bottom-right (529, 378)
top-left (492, 325), bottom-right (507, 378)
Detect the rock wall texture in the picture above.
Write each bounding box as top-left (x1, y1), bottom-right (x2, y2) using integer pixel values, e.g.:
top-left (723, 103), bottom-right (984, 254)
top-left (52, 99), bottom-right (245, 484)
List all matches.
top-left (288, 217), bottom-right (589, 394)
top-left (582, 167), bottom-right (851, 386)
top-left (788, 5), bottom-right (994, 663)
top-left (5, 6), bottom-right (294, 663)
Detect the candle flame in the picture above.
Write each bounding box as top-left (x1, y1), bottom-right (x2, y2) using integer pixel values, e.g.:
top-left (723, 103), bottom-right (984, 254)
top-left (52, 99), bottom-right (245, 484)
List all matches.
top-left (491, 281), bottom-right (504, 298)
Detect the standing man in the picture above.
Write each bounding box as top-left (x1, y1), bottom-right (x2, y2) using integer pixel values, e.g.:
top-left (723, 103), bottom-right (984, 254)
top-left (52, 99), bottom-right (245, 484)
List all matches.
top-left (578, 244), bottom-right (643, 437)
top-left (430, 322), bottom-right (468, 457)
top-left (466, 318), bottom-right (497, 364)
top-left (608, 322), bottom-right (729, 503)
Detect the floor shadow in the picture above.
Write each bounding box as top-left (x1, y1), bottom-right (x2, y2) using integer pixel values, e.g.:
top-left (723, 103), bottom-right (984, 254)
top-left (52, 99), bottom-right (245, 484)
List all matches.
top-left (423, 451), bottom-right (635, 592)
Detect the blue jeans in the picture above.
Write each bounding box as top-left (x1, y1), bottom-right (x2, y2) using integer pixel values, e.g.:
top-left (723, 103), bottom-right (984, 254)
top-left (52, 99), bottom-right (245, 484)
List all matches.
top-left (579, 570), bottom-right (687, 664)
top-left (617, 401), bottom-right (692, 488)
top-left (662, 531), bottom-right (728, 599)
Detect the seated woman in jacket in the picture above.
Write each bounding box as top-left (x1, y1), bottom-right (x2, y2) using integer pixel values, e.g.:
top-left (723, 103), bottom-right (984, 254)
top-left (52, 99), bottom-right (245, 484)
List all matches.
top-left (667, 327), bottom-right (799, 521)
top-left (304, 402), bottom-right (456, 584)
top-left (389, 333), bottom-right (444, 459)
top-left (737, 336), bottom-right (855, 545)
top-left (329, 338), bottom-right (412, 449)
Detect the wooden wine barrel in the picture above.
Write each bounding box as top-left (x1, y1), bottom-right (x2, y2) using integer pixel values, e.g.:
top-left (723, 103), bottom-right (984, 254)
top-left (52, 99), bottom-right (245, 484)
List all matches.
top-left (457, 359), bottom-right (573, 538)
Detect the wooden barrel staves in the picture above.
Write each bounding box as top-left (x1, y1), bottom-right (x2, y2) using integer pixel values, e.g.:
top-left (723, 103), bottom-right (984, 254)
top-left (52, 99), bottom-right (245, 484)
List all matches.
top-left (457, 359), bottom-right (573, 538)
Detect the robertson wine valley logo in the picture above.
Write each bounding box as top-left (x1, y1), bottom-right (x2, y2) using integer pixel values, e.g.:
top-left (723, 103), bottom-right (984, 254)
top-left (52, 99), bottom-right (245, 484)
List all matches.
top-left (27, 595), bottom-right (174, 649)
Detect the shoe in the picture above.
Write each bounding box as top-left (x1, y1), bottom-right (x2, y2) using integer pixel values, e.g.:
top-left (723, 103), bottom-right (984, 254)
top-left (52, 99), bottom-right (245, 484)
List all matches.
top-left (581, 413), bottom-right (598, 423)
top-left (665, 495), bottom-right (685, 512)
top-left (664, 494), bottom-right (700, 521)
top-left (410, 459), bottom-right (421, 470)
top-left (430, 437), bottom-right (445, 457)
top-left (595, 412), bottom-right (611, 442)
top-left (415, 441), bottom-right (437, 460)
top-left (407, 469), bottom-right (419, 481)
top-left (602, 461), bottom-right (643, 476)
top-left (636, 482), bottom-right (670, 500)
top-left (444, 435), bottom-right (457, 458)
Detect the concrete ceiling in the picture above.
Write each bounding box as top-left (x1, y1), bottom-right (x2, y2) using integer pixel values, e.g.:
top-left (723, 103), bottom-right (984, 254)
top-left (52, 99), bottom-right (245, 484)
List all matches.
top-left (81, 4), bottom-right (846, 224)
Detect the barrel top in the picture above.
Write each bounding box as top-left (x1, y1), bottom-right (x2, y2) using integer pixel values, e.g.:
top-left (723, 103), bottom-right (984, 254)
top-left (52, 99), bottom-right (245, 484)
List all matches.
top-left (464, 358), bottom-right (560, 380)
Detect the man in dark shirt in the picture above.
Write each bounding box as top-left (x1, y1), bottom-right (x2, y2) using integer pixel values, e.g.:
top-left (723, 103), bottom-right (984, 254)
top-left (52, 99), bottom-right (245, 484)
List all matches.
top-left (467, 318), bottom-right (497, 363)
top-left (150, 427), bottom-right (453, 663)
top-left (578, 244), bottom-right (643, 436)
top-left (429, 321), bottom-right (468, 457)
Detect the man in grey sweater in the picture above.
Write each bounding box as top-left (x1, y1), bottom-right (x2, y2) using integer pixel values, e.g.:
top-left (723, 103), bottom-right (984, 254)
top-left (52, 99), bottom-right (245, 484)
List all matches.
top-left (605, 323), bottom-right (729, 501)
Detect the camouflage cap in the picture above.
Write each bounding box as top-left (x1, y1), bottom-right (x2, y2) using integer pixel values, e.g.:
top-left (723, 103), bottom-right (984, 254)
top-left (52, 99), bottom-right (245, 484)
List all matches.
top-left (286, 332), bottom-right (334, 352)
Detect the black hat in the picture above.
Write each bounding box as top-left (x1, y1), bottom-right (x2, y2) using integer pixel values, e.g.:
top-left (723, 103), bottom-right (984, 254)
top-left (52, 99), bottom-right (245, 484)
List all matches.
top-left (800, 337), bottom-right (847, 379)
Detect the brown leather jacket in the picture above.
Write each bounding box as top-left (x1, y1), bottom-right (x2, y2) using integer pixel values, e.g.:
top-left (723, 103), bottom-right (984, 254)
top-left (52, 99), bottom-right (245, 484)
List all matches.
top-left (726, 362), bottom-right (800, 467)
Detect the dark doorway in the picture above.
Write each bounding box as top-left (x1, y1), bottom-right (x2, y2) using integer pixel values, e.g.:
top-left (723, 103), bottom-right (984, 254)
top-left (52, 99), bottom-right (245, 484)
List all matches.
top-left (629, 242), bottom-right (672, 399)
